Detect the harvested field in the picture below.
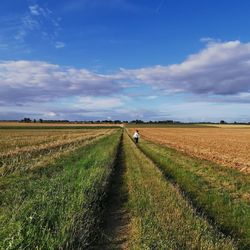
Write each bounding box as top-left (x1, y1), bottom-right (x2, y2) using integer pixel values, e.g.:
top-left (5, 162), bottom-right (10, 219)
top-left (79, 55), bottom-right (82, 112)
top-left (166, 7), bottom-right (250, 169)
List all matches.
top-left (0, 129), bottom-right (107, 153)
top-left (0, 128), bottom-right (114, 175)
top-left (0, 122), bottom-right (121, 127)
top-left (133, 127), bottom-right (250, 173)
top-left (1, 126), bottom-right (248, 249)
top-left (0, 128), bottom-right (122, 249)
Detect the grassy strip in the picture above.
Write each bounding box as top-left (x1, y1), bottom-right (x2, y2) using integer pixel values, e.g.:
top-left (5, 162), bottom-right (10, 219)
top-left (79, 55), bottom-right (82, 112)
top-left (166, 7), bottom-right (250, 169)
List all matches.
top-left (0, 130), bottom-right (121, 249)
top-left (123, 132), bottom-right (235, 249)
top-left (98, 133), bottom-right (130, 249)
top-left (138, 138), bottom-right (250, 249)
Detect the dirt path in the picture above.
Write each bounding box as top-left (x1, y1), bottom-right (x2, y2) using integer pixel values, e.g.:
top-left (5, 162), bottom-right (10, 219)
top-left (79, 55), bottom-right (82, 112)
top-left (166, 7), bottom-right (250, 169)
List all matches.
top-left (97, 136), bottom-right (130, 249)
top-left (91, 132), bottom-right (237, 249)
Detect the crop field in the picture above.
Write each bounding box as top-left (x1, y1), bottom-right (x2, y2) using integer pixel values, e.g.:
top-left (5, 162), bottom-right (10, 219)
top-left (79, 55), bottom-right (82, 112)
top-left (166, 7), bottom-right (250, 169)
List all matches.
top-left (128, 126), bottom-right (250, 249)
top-left (0, 128), bottom-right (115, 176)
top-left (0, 127), bottom-right (121, 249)
top-left (0, 122), bottom-right (121, 127)
top-left (0, 125), bottom-right (249, 249)
top-left (134, 127), bottom-right (250, 173)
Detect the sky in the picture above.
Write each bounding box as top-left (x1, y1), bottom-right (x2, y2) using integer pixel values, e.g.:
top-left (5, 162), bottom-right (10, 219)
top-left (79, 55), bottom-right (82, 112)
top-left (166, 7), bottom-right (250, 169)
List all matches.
top-left (0, 0), bottom-right (250, 122)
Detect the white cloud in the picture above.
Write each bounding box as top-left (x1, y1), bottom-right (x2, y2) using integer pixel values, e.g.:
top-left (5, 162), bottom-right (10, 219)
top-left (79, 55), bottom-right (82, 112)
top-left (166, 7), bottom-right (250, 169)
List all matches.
top-left (75, 96), bottom-right (123, 110)
top-left (29, 4), bottom-right (52, 17)
top-left (158, 101), bottom-right (250, 123)
top-left (0, 60), bottom-right (122, 103)
top-left (29, 5), bottom-right (41, 16)
top-left (3, 39), bottom-right (250, 107)
top-left (14, 4), bottom-right (63, 49)
top-left (55, 41), bottom-right (65, 49)
top-left (1, 40), bottom-right (250, 121)
top-left (121, 40), bottom-right (250, 95)
top-left (200, 37), bottom-right (220, 43)
top-left (45, 111), bottom-right (57, 117)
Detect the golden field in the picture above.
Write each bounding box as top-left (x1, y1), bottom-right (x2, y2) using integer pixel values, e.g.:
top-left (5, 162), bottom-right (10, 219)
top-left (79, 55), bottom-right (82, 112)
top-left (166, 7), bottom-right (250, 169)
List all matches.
top-left (133, 127), bottom-right (250, 173)
top-left (0, 128), bottom-right (114, 176)
top-left (0, 122), bottom-right (121, 127)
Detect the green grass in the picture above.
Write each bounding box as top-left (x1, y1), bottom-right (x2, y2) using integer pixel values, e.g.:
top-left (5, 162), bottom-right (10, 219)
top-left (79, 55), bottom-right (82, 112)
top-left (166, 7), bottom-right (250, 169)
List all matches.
top-left (137, 138), bottom-right (250, 249)
top-left (122, 132), bottom-right (235, 249)
top-left (0, 130), bottom-right (121, 249)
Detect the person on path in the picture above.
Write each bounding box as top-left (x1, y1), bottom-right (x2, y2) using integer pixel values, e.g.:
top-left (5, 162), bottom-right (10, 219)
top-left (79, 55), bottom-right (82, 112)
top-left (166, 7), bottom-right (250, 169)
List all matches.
top-left (133, 130), bottom-right (140, 143)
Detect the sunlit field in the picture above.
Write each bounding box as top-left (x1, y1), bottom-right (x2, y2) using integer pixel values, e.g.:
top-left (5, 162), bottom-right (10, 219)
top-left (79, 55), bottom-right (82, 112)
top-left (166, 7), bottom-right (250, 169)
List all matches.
top-left (131, 126), bottom-right (250, 173)
top-left (0, 125), bottom-right (249, 249)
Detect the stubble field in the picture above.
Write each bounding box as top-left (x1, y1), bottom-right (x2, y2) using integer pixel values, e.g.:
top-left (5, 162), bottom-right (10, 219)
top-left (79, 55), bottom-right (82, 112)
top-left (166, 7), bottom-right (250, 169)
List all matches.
top-left (135, 127), bottom-right (250, 173)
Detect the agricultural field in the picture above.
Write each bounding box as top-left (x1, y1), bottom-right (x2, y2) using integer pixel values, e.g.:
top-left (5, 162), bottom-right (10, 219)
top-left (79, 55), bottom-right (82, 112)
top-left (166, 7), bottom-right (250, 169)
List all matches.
top-left (0, 128), bottom-right (115, 176)
top-left (128, 126), bottom-right (250, 249)
top-left (0, 122), bottom-right (121, 127)
top-left (0, 127), bottom-right (121, 249)
top-left (133, 127), bottom-right (250, 173)
top-left (0, 125), bottom-right (249, 249)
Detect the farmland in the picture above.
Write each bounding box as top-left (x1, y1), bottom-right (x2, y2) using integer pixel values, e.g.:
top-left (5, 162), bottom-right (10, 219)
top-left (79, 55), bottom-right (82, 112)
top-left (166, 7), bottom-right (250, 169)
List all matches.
top-left (134, 127), bottom-right (250, 173)
top-left (0, 125), bottom-right (249, 249)
top-left (0, 128), bottom-right (115, 176)
top-left (0, 126), bottom-right (121, 249)
top-left (0, 122), bottom-right (121, 127)
top-left (128, 126), bottom-right (250, 249)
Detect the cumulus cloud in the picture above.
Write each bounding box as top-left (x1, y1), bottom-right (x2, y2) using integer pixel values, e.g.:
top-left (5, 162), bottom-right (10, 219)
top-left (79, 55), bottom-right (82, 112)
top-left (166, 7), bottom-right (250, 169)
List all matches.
top-left (121, 40), bottom-right (250, 95)
top-left (2, 40), bottom-right (250, 105)
top-left (0, 60), bottom-right (121, 103)
top-left (1, 40), bottom-right (250, 121)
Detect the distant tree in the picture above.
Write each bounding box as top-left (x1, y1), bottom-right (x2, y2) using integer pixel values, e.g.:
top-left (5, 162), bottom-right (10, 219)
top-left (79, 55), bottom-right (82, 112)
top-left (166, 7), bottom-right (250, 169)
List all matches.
top-left (220, 120), bottom-right (227, 124)
top-left (130, 119), bottom-right (144, 124)
top-left (102, 120), bottom-right (113, 123)
top-left (39, 119), bottom-right (43, 123)
top-left (33, 119), bottom-right (36, 123)
top-left (166, 120), bottom-right (174, 124)
top-left (22, 117), bottom-right (31, 123)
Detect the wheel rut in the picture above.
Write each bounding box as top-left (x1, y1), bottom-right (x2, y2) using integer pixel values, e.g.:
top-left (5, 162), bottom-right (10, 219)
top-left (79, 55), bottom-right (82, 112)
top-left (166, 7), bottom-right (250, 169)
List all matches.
top-left (95, 135), bottom-right (130, 249)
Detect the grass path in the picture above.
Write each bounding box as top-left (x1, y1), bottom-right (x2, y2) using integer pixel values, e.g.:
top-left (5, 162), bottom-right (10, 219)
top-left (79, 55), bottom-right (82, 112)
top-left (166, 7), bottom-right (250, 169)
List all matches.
top-left (137, 137), bottom-right (250, 249)
top-left (99, 135), bottom-right (130, 249)
top-left (101, 132), bottom-right (235, 249)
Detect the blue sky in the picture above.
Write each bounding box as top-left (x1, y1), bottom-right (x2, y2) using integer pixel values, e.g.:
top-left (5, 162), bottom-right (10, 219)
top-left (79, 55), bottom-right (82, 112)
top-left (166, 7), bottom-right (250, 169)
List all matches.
top-left (0, 0), bottom-right (250, 122)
